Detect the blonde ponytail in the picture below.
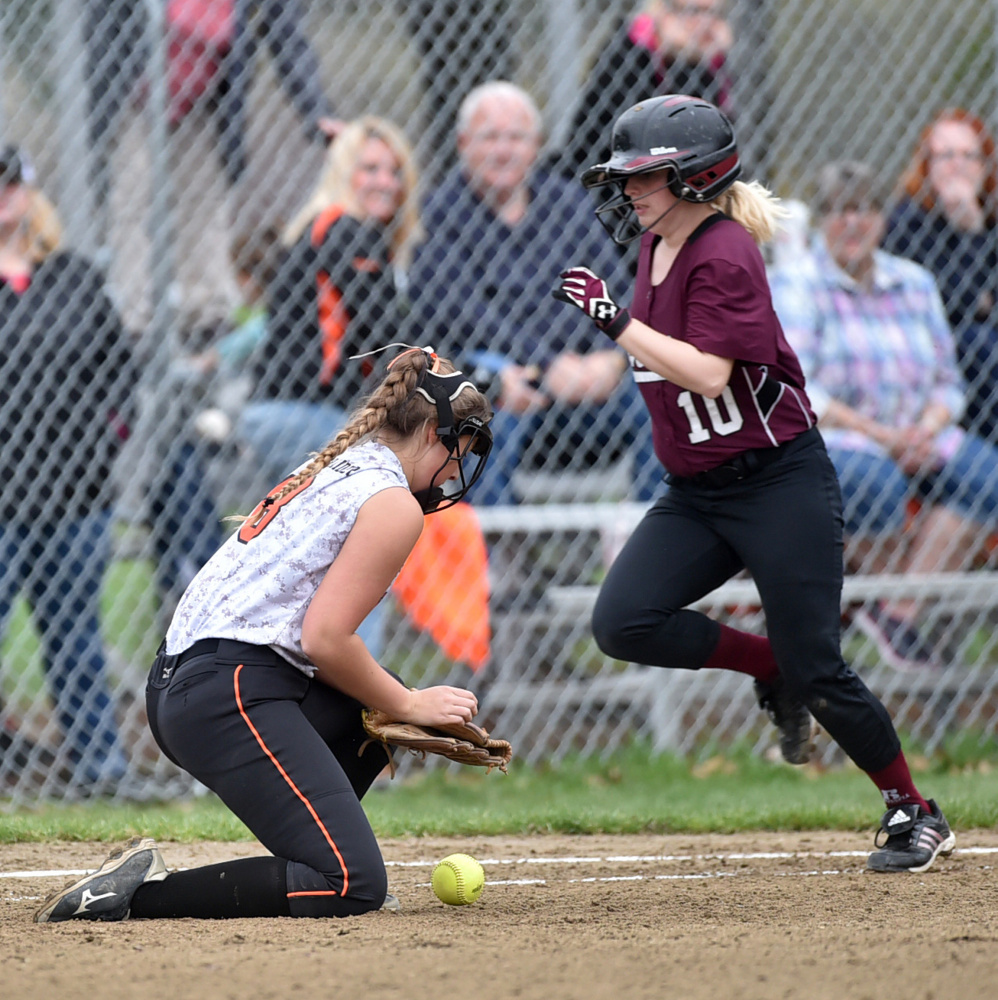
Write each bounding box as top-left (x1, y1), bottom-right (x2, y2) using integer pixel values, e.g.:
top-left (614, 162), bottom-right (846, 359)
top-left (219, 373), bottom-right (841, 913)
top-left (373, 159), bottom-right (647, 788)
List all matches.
top-left (714, 180), bottom-right (789, 245)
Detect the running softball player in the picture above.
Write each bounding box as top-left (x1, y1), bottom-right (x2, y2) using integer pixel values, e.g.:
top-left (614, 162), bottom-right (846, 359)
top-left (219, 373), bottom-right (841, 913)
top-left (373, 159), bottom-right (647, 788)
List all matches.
top-left (554, 95), bottom-right (955, 873)
top-left (35, 348), bottom-right (493, 921)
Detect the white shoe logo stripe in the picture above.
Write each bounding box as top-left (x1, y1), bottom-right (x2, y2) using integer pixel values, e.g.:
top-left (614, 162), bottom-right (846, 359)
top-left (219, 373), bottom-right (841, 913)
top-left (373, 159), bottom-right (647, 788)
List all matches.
top-left (72, 888), bottom-right (117, 915)
top-left (887, 809), bottom-right (910, 826)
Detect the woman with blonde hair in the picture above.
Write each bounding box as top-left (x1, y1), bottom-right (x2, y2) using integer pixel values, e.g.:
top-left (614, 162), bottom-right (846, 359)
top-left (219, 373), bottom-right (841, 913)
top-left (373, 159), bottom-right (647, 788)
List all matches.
top-left (284, 115), bottom-right (423, 267)
top-left (554, 96), bottom-right (954, 874)
top-left (243, 116), bottom-right (424, 491)
top-left (37, 348), bottom-right (493, 922)
top-left (0, 145), bottom-right (133, 791)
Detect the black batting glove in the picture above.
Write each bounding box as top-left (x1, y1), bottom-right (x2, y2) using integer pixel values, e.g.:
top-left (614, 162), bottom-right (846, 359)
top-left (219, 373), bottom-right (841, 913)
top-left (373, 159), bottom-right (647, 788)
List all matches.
top-left (552, 266), bottom-right (632, 341)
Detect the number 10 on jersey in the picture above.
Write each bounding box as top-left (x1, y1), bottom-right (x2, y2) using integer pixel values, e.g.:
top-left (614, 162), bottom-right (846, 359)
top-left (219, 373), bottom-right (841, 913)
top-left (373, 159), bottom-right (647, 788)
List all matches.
top-left (677, 387), bottom-right (744, 443)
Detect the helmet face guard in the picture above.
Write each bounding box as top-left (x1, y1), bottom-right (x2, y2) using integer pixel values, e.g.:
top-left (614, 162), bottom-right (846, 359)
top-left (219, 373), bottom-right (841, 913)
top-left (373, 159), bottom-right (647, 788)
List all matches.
top-left (581, 95), bottom-right (741, 246)
top-left (587, 169), bottom-right (682, 245)
top-left (411, 370), bottom-right (493, 514)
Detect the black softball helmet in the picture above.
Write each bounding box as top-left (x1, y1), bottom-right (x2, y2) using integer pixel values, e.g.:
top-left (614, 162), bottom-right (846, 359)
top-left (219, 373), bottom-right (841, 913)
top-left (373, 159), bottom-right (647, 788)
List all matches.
top-left (581, 94), bottom-right (741, 244)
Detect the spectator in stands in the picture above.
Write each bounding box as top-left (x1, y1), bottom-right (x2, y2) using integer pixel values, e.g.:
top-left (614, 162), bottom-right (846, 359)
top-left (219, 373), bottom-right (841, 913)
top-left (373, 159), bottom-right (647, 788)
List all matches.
top-left (183, 227), bottom-right (284, 445)
top-left (84, 1), bottom-right (343, 632)
top-left (191, 228), bottom-right (283, 381)
top-left (84, 0), bottom-right (345, 336)
top-left (0, 146), bottom-right (132, 788)
top-left (884, 109), bottom-right (998, 442)
top-left (411, 81), bottom-right (658, 505)
top-left (147, 229), bottom-right (284, 623)
top-left (770, 160), bottom-right (998, 671)
top-left (405, 1), bottom-right (518, 182)
top-left (556, 0), bottom-right (735, 177)
top-left (241, 115), bottom-right (422, 488)
top-left (83, 0), bottom-right (341, 220)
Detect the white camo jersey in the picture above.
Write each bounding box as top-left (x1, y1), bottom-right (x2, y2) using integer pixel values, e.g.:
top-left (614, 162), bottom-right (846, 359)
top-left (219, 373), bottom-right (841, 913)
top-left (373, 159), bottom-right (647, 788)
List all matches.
top-left (165, 441), bottom-right (408, 675)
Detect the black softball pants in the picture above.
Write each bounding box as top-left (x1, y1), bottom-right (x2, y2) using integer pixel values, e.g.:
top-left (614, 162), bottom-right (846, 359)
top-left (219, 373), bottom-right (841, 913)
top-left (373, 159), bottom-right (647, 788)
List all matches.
top-left (143, 640), bottom-right (392, 918)
top-left (592, 430), bottom-right (901, 774)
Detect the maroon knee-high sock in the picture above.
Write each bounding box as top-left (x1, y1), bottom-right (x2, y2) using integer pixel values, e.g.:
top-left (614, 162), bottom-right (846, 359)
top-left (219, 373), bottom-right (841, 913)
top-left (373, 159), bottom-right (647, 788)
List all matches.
top-left (867, 751), bottom-right (930, 812)
top-left (704, 624), bottom-right (779, 684)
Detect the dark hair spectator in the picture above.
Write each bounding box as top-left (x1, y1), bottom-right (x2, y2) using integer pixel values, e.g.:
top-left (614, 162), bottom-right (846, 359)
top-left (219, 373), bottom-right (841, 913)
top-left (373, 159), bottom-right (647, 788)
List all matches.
top-left (555, 0), bottom-right (735, 177)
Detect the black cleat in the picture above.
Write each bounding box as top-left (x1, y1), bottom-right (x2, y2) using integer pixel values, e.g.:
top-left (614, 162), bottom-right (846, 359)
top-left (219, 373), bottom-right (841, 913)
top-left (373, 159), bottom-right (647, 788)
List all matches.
top-left (34, 837), bottom-right (168, 922)
top-left (867, 800), bottom-right (956, 873)
top-left (755, 677), bottom-right (814, 765)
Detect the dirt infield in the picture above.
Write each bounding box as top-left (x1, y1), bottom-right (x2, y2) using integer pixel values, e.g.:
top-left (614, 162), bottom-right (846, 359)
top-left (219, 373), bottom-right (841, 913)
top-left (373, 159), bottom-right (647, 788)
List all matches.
top-left (3, 830), bottom-right (997, 1000)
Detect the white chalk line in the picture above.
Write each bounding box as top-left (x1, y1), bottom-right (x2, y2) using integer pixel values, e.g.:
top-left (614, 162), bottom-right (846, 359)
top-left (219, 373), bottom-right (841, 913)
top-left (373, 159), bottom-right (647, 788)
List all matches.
top-left (5, 847), bottom-right (995, 900)
top-left (389, 845), bottom-right (998, 869)
top-left (418, 871), bottom-right (838, 888)
top-left (3, 846), bottom-right (996, 881)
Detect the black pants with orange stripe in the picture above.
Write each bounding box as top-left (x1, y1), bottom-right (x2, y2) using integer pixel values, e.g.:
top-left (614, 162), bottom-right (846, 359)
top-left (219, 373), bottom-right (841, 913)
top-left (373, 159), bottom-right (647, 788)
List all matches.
top-left (141, 639), bottom-right (392, 918)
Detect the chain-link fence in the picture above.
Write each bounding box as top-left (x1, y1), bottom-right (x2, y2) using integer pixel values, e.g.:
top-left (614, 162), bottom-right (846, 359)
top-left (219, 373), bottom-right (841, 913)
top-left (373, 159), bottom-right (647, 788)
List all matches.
top-left (1, 0), bottom-right (997, 806)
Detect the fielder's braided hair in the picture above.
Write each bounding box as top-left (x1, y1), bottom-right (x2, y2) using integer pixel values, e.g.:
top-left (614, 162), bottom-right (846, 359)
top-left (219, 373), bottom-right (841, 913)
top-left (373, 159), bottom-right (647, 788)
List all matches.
top-left (240, 349), bottom-right (489, 527)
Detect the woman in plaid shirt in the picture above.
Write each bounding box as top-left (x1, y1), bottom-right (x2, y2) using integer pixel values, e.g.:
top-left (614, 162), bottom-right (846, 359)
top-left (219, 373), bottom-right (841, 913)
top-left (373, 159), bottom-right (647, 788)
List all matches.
top-left (770, 160), bottom-right (998, 672)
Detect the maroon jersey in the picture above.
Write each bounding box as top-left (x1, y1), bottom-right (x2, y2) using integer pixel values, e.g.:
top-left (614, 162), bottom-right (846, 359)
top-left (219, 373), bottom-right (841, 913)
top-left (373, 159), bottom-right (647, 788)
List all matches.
top-left (630, 215), bottom-right (816, 477)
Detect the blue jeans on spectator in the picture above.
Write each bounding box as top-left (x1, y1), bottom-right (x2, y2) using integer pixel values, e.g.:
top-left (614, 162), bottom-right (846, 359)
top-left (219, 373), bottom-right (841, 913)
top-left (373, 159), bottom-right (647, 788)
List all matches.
top-left (955, 321), bottom-right (998, 443)
top-left (148, 437), bottom-right (224, 612)
top-left (0, 510), bottom-right (126, 784)
top-left (471, 378), bottom-right (661, 505)
top-left (237, 399), bottom-right (385, 657)
top-left (827, 432), bottom-right (998, 536)
top-left (239, 400), bottom-right (348, 488)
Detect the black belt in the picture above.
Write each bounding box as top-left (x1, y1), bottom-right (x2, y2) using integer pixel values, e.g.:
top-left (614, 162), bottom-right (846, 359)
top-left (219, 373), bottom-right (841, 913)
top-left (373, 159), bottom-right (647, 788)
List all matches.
top-left (668, 428), bottom-right (819, 490)
top-left (149, 638), bottom-right (222, 689)
top-left (150, 637), bottom-right (293, 690)
top-left (155, 637), bottom-right (220, 666)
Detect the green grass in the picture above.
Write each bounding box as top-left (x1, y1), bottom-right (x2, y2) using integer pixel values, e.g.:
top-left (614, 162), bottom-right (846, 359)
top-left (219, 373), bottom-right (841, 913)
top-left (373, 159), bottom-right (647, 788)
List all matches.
top-left (2, 744), bottom-right (996, 844)
top-left (0, 557), bottom-right (160, 703)
top-left (2, 556), bottom-right (996, 846)
top-left (101, 558), bottom-right (161, 665)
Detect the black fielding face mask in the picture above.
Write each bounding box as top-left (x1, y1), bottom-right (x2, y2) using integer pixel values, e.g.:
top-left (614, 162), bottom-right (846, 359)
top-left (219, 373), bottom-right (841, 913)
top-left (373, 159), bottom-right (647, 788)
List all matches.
top-left (410, 373), bottom-right (493, 514)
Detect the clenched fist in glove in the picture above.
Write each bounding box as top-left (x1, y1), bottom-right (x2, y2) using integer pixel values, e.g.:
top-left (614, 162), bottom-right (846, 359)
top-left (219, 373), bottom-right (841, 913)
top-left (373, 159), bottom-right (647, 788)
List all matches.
top-left (553, 266), bottom-right (632, 341)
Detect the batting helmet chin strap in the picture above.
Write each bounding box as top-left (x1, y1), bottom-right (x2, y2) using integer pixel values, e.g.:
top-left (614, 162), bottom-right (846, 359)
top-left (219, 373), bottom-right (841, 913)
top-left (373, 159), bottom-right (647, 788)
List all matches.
top-left (591, 171), bottom-right (689, 245)
top-left (411, 369), bottom-right (493, 514)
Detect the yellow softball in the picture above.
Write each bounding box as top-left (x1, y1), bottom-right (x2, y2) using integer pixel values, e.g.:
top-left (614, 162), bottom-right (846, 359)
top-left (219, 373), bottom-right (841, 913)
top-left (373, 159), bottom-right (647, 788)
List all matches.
top-left (431, 853), bottom-right (485, 905)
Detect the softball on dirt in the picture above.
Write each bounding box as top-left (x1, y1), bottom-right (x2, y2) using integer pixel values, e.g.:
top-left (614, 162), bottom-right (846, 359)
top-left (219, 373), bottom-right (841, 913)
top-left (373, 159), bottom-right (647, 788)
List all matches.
top-left (431, 853), bottom-right (485, 905)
